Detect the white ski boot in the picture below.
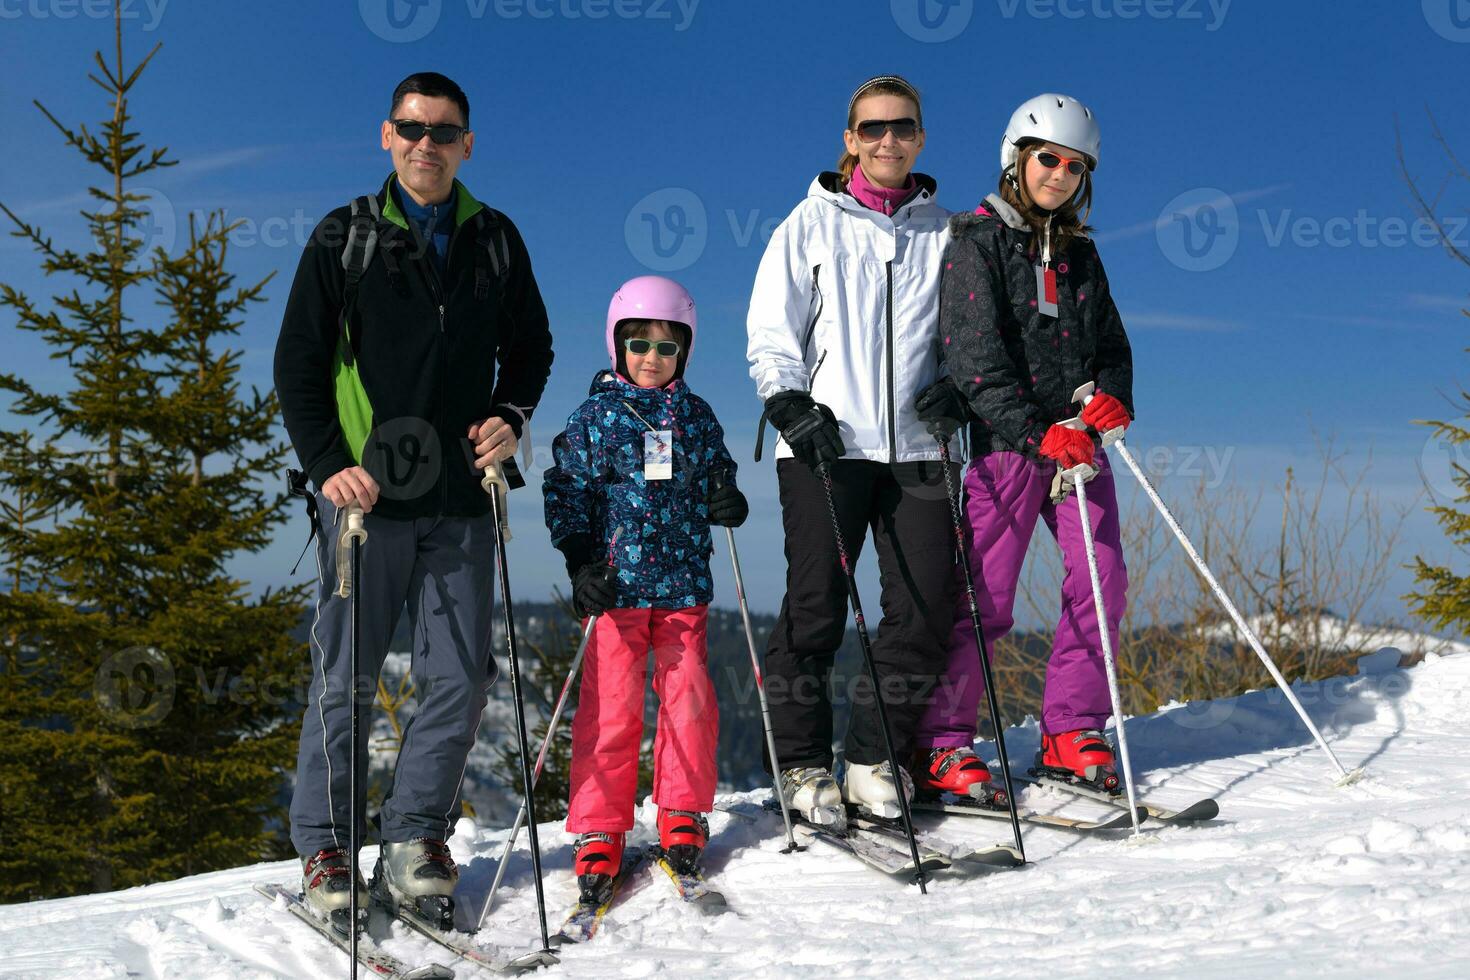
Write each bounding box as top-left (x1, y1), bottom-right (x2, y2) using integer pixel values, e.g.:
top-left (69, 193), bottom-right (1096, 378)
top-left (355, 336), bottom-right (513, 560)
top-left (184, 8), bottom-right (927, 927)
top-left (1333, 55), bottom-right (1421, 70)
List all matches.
top-left (844, 760), bottom-right (914, 820)
top-left (779, 766), bottom-right (846, 829)
top-left (371, 838), bottom-right (459, 931)
top-left (302, 847), bottom-right (369, 937)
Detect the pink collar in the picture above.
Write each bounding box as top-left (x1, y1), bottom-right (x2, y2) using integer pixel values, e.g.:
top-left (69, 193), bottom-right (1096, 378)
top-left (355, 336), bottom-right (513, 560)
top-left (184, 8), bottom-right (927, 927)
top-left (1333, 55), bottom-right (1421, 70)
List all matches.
top-left (847, 164), bottom-right (915, 216)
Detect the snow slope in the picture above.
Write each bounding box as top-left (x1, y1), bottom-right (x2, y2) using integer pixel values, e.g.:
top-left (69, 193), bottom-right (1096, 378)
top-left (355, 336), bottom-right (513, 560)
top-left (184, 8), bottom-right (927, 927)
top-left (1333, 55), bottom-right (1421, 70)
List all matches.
top-left (4, 647), bottom-right (1470, 979)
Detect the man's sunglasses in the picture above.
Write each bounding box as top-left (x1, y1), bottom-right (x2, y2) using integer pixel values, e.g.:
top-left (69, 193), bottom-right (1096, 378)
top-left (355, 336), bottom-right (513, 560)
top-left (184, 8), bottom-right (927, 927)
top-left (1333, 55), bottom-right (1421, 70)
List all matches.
top-left (1034, 150), bottom-right (1088, 176)
top-left (624, 338), bottom-right (681, 357)
top-left (391, 119), bottom-right (468, 145)
top-left (852, 118), bottom-right (920, 143)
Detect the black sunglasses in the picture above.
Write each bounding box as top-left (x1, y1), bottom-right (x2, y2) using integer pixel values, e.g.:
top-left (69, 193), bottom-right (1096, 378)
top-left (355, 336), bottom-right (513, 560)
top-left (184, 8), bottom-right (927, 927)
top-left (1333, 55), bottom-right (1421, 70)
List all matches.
top-left (624, 338), bottom-right (681, 357)
top-left (1034, 150), bottom-right (1088, 176)
top-left (391, 119), bottom-right (468, 145)
top-left (853, 117), bottom-right (920, 143)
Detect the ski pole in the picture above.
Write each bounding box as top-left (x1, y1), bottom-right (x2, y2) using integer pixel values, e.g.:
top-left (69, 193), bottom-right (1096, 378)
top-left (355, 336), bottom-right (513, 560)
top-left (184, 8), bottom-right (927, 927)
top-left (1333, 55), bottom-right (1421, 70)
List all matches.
top-left (936, 441), bottom-right (1026, 861)
top-left (482, 462), bottom-right (554, 955)
top-left (814, 461), bottom-right (928, 891)
top-left (709, 468), bottom-right (802, 855)
top-left (1071, 383), bottom-right (1363, 786)
top-left (339, 502), bottom-right (368, 978)
top-left (1054, 418), bottom-right (1144, 837)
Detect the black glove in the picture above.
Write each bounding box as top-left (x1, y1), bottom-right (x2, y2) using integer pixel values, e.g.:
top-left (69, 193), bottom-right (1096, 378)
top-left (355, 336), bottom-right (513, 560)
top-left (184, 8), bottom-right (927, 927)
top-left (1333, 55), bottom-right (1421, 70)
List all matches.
top-left (764, 391), bottom-right (845, 472)
top-left (705, 479), bottom-right (749, 528)
top-left (914, 377), bottom-right (969, 442)
top-left (571, 561), bottom-right (618, 618)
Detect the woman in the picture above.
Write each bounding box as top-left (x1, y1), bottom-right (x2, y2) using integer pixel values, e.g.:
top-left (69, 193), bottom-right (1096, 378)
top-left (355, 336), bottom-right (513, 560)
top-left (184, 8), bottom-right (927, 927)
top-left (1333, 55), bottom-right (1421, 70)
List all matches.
top-left (745, 74), bottom-right (967, 824)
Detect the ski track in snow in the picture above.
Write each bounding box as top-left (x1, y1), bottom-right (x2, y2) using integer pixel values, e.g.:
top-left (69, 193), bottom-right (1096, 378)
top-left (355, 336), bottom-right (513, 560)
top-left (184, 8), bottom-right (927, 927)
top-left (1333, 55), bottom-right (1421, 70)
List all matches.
top-left (4, 646), bottom-right (1470, 978)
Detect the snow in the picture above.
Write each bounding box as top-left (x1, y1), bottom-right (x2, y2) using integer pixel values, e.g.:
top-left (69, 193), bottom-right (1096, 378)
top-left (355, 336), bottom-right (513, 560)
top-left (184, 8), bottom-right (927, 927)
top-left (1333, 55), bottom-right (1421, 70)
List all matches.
top-left (5, 645), bottom-right (1470, 978)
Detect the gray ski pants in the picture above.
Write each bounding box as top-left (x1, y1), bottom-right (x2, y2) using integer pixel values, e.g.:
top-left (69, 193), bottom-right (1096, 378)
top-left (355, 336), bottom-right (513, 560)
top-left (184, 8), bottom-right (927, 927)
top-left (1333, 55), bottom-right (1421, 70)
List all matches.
top-left (289, 493), bottom-right (499, 857)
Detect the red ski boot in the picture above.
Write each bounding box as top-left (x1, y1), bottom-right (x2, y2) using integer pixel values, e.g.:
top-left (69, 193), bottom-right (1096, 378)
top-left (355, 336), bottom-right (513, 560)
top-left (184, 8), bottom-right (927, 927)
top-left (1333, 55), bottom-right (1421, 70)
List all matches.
top-left (572, 831), bottom-right (624, 904)
top-left (913, 746), bottom-right (1003, 803)
top-left (656, 808), bottom-right (709, 876)
top-left (1038, 729), bottom-right (1120, 791)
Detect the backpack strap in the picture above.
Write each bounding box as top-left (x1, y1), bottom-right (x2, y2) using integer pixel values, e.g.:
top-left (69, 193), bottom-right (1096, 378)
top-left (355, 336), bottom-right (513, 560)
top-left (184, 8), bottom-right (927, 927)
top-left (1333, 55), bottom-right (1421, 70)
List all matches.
top-left (472, 209), bottom-right (512, 301)
top-left (339, 194), bottom-right (380, 367)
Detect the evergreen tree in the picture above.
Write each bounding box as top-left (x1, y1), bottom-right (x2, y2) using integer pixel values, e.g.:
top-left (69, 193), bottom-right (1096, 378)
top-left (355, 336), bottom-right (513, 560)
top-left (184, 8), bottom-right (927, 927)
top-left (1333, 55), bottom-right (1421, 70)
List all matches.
top-left (0, 7), bottom-right (305, 900)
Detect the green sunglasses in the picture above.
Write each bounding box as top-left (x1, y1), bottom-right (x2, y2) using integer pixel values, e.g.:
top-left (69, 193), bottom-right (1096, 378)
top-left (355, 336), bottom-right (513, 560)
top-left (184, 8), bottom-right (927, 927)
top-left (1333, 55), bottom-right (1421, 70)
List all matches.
top-left (624, 338), bottom-right (681, 357)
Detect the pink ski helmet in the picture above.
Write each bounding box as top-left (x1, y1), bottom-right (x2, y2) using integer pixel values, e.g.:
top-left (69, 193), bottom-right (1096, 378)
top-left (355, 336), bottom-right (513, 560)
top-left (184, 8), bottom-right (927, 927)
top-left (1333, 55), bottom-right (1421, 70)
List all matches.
top-left (605, 275), bottom-right (697, 374)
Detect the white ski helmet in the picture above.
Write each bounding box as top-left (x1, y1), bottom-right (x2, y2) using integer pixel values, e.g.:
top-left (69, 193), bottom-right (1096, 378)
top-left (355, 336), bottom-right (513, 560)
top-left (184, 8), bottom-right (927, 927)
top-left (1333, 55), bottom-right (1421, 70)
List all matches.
top-left (1000, 94), bottom-right (1100, 179)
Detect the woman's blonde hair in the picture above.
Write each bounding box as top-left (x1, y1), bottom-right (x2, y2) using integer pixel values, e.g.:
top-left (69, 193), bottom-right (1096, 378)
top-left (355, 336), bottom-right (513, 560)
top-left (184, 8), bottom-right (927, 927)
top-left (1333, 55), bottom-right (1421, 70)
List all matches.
top-left (997, 141), bottom-right (1094, 256)
top-left (836, 75), bottom-right (923, 187)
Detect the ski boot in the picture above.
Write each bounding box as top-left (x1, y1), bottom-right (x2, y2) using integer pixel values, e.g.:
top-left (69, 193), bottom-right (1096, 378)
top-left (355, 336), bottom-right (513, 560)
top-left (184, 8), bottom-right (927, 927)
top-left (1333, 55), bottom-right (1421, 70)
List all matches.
top-left (301, 847), bottom-right (369, 938)
top-left (1037, 729), bottom-right (1120, 792)
top-left (912, 746), bottom-right (1006, 805)
top-left (371, 838), bottom-right (459, 931)
top-left (778, 766), bottom-right (846, 829)
top-left (572, 831), bottom-right (625, 906)
top-left (843, 760), bottom-right (914, 821)
top-left (656, 808), bottom-right (709, 875)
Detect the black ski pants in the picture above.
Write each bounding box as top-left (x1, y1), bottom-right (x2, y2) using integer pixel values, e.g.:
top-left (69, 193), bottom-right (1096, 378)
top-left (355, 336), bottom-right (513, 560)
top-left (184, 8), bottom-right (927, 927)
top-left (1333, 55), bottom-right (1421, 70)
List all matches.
top-left (765, 458), bottom-right (958, 772)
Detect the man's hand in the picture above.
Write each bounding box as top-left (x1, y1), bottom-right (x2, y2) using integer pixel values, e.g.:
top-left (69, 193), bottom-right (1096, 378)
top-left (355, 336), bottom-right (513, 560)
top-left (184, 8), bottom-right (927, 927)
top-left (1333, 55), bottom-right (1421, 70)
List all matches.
top-left (322, 466), bottom-right (380, 512)
top-left (469, 417), bottom-right (519, 469)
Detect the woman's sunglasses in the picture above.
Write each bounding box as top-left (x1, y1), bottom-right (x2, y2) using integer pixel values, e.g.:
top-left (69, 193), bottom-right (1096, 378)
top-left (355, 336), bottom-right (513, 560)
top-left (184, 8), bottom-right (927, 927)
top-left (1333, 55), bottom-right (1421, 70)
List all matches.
top-left (624, 338), bottom-right (681, 357)
top-left (852, 118), bottom-right (920, 143)
top-left (1034, 150), bottom-right (1088, 176)
top-left (392, 119), bottom-right (468, 145)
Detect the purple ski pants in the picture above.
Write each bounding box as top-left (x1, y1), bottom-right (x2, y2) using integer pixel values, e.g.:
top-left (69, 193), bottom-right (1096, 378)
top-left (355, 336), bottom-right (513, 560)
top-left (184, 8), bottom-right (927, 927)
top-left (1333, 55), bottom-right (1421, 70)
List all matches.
top-left (916, 450), bottom-right (1129, 745)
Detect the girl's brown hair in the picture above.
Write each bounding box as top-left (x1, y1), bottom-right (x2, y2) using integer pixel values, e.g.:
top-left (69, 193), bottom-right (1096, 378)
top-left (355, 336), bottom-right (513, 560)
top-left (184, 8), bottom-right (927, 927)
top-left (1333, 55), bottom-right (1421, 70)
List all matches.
top-left (997, 141), bottom-right (1095, 257)
top-left (836, 75), bottom-right (923, 188)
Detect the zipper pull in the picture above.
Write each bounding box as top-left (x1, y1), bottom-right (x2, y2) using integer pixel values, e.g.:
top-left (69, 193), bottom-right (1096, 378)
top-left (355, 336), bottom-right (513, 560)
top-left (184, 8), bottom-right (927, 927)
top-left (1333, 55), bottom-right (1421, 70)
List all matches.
top-left (438, 304), bottom-right (445, 332)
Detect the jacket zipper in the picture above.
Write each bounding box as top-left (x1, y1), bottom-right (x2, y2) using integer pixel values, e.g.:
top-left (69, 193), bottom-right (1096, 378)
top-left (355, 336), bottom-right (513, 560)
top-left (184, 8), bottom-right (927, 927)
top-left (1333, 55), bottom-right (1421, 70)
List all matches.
top-left (885, 259), bottom-right (897, 462)
top-left (423, 218), bottom-right (462, 513)
top-left (801, 264), bottom-right (824, 362)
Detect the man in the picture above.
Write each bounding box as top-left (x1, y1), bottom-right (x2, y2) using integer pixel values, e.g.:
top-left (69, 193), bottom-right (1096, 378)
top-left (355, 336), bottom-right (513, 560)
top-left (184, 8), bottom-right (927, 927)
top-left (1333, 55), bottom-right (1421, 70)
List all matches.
top-left (274, 71), bottom-right (553, 932)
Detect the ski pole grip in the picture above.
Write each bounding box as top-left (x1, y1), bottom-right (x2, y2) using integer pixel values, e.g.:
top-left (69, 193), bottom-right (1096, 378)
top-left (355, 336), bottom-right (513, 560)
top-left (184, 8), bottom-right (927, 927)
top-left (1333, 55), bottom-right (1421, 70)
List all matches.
top-left (710, 467), bottom-right (728, 493)
top-left (343, 504), bottom-right (367, 545)
top-left (482, 461), bottom-right (513, 541)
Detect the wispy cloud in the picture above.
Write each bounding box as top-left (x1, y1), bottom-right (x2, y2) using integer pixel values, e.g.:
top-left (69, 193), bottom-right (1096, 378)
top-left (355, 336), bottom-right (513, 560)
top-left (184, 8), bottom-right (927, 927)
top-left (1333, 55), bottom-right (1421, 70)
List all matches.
top-left (1291, 312), bottom-right (1438, 330)
top-left (1406, 292), bottom-right (1470, 312)
top-left (7, 146), bottom-right (278, 215)
top-left (1123, 311), bottom-right (1244, 332)
top-left (1095, 183), bottom-right (1294, 245)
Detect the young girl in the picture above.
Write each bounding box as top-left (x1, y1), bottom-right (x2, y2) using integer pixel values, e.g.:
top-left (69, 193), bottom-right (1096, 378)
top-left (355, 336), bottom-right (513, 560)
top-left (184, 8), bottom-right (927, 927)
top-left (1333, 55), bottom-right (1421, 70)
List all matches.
top-left (542, 275), bottom-right (748, 900)
top-left (912, 94), bottom-right (1135, 797)
top-left (745, 74), bottom-right (960, 824)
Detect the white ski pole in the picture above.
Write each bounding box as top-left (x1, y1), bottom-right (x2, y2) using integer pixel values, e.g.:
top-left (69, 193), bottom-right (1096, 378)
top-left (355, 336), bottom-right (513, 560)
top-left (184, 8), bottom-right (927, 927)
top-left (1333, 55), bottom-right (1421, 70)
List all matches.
top-left (1056, 417), bottom-right (1143, 838)
top-left (1071, 383), bottom-right (1363, 786)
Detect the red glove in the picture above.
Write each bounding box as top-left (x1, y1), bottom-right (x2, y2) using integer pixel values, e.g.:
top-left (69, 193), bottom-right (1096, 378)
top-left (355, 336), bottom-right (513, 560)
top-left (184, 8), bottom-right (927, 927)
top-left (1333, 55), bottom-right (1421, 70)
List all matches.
top-left (1039, 424), bottom-right (1095, 469)
top-left (1080, 391), bottom-right (1130, 434)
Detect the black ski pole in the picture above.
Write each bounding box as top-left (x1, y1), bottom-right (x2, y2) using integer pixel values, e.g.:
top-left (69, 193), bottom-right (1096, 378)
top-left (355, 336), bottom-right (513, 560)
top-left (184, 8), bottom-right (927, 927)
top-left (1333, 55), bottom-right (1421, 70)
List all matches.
top-left (937, 439), bottom-right (1026, 862)
top-left (340, 502), bottom-right (368, 980)
top-left (482, 463), bottom-right (554, 954)
top-left (814, 461), bottom-right (928, 892)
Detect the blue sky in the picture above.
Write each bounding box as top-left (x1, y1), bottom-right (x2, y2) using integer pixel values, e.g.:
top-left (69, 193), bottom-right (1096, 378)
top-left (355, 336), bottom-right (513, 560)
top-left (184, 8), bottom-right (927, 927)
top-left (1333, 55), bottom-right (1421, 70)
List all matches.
top-left (2, 0), bottom-right (1467, 627)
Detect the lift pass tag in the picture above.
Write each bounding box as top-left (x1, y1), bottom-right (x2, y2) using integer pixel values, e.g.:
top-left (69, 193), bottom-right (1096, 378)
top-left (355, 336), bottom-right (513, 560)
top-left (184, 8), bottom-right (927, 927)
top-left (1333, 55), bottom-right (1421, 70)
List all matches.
top-left (1035, 263), bottom-right (1059, 318)
top-left (643, 430), bottom-right (673, 481)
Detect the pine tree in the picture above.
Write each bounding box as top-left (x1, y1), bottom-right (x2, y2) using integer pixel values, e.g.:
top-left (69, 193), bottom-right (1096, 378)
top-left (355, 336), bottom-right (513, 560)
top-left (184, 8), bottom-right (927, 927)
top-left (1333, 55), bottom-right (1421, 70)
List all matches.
top-left (0, 7), bottom-right (305, 900)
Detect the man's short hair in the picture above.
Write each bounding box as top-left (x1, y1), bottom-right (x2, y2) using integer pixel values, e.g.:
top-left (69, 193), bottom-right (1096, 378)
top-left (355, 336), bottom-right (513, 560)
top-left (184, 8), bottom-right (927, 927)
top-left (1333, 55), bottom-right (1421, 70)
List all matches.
top-left (390, 72), bottom-right (470, 128)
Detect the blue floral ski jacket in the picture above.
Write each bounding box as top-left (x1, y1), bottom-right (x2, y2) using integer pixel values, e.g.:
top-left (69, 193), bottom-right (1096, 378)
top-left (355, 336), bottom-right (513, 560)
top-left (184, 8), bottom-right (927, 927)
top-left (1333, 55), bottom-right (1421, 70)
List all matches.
top-left (542, 371), bottom-right (738, 609)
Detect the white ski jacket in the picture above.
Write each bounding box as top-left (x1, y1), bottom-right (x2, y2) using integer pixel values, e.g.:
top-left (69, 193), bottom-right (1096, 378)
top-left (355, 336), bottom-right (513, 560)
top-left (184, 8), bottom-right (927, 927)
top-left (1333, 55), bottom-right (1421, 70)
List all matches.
top-left (746, 172), bottom-right (952, 464)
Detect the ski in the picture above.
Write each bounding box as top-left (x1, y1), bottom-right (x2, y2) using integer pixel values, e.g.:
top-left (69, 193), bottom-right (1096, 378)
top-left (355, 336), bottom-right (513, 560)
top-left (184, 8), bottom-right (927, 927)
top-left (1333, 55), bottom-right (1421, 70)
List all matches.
top-left (254, 882), bottom-right (456, 980)
top-left (758, 799), bottom-right (949, 877)
top-left (384, 903), bottom-right (557, 976)
top-left (912, 794), bottom-right (1140, 833)
top-left (550, 846), bottom-right (649, 946)
top-left (847, 812), bottom-right (1023, 868)
top-left (1018, 769), bottom-right (1220, 823)
top-left (650, 849), bottom-right (730, 915)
